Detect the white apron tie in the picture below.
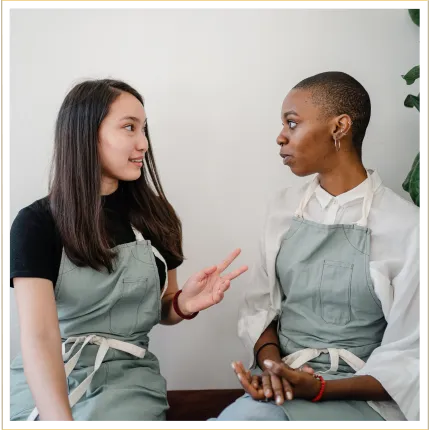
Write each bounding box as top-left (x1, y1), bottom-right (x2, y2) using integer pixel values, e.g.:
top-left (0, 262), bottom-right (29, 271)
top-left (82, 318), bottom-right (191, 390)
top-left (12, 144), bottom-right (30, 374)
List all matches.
top-left (282, 347), bottom-right (366, 373)
top-left (27, 335), bottom-right (146, 421)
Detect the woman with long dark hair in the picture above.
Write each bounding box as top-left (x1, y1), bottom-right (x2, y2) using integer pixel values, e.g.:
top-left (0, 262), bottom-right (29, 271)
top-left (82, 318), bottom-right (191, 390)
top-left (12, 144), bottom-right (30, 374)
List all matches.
top-left (10, 79), bottom-right (248, 421)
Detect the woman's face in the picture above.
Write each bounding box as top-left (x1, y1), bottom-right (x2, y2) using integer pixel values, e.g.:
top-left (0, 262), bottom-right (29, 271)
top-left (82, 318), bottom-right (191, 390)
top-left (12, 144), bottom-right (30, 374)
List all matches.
top-left (277, 89), bottom-right (337, 177)
top-left (98, 92), bottom-right (148, 185)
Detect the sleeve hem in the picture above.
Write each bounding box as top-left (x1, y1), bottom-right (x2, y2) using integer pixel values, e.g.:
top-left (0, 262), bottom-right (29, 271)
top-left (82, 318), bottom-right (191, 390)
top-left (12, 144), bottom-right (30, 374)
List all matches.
top-left (10, 272), bottom-right (55, 287)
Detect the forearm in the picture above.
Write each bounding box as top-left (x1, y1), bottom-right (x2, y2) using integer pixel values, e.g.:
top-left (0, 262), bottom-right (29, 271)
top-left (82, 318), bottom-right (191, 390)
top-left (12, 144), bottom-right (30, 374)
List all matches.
top-left (22, 336), bottom-right (72, 420)
top-left (322, 375), bottom-right (391, 402)
top-left (254, 321), bottom-right (282, 369)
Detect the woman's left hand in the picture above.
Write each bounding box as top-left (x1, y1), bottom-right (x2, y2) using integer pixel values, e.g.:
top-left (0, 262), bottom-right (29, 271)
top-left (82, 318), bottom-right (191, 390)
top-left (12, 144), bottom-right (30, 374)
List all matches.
top-left (263, 360), bottom-right (321, 400)
top-left (178, 249), bottom-right (248, 314)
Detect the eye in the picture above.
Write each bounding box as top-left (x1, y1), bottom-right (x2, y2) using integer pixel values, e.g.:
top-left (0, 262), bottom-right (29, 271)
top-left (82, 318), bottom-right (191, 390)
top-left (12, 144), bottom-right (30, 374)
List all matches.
top-left (125, 124), bottom-right (134, 132)
top-left (288, 120), bottom-right (297, 130)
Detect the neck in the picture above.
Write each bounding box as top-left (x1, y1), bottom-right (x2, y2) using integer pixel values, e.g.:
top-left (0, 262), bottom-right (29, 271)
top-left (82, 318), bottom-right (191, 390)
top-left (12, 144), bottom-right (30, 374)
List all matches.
top-left (318, 156), bottom-right (367, 197)
top-left (101, 176), bottom-right (119, 196)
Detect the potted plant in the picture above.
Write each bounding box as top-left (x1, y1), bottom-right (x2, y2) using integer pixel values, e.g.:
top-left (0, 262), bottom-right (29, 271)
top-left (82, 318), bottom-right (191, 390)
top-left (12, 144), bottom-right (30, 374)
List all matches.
top-left (401, 9), bottom-right (420, 206)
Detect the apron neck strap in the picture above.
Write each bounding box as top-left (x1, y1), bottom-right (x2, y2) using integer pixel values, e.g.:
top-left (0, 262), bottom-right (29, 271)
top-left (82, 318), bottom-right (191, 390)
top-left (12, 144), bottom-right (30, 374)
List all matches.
top-left (131, 225), bottom-right (145, 241)
top-left (294, 170), bottom-right (375, 227)
top-left (355, 170), bottom-right (374, 227)
top-left (294, 175), bottom-right (320, 219)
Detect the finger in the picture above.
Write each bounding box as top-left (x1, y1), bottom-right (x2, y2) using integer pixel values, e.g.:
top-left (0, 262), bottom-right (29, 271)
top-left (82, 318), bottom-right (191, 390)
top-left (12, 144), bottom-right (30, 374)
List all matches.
top-left (223, 265), bottom-right (249, 281)
top-left (264, 360), bottom-right (300, 384)
top-left (236, 372), bottom-right (264, 401)
top-left (271, 374), bottom-right (285, 405)
top-left (217, 249), bottom-right (241, 273)
top-left (251, 375), bottom-right (260, 389)
top-left (196, 265), bottom-right (217, 281)
top-left (261, 373), bottom-right (273, 399)
top-left (234, 361), bottom-right (250, 381)
top-left (245, 369), bottom-right (252, 381)
top-left (282, 377), bottom-right (294, 401)
top-left (212, 290), bottom-right (225, 304)
top-left (216, 279), bottom-right (231, 294)
top-left (236, 361), bottom-right (249, 377)
top-left (231, 362), bottom-right (250, 383)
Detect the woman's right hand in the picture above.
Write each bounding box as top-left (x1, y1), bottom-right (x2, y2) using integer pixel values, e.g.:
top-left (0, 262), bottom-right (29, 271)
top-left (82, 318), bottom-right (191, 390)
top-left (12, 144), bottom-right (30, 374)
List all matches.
top-left (232, 361), bottom-right (314, 405)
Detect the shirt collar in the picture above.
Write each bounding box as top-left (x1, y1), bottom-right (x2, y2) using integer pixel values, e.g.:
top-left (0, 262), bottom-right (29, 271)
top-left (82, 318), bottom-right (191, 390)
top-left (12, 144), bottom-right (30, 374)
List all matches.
top-left (314, 169), bottom-right (382, 209)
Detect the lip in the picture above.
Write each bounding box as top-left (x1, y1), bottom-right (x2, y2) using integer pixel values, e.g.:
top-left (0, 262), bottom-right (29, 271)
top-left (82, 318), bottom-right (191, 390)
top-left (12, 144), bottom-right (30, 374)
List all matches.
top-left (129, 159), bottom-right (143, 168)
top-left (280, 153), bottom-right (293, 165)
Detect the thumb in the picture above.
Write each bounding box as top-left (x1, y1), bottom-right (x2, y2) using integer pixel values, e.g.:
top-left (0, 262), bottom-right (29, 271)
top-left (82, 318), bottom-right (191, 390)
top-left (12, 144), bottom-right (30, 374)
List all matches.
top-left (301, 364), bottom-right (315, 374)
top-left (264, 360), bottom-right (299, 383)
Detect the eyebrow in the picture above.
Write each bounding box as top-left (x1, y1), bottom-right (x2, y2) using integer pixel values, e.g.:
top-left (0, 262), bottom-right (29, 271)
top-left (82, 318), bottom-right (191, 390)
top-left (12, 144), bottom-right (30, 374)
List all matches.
top-left (119, 116), bottom-right (147, 125)
top-left (282, 110), bottom-right (299, 120)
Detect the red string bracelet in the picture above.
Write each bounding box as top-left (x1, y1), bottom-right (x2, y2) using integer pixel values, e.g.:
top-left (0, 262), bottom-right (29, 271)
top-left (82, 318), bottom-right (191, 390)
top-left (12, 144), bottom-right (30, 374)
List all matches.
top-left (173, 290), bottom-right (199, 320)
top-left (311, 374), bottom-right (326, 402)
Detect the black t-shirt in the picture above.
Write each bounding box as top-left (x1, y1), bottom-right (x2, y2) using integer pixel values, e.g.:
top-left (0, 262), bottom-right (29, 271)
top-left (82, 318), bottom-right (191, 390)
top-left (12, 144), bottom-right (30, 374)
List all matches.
top-left (10, 188), bottom-right (182, 288)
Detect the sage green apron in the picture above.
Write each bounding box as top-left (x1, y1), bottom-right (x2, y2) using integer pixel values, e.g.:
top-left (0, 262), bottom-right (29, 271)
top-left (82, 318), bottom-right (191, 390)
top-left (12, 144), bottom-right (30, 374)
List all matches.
top-left (276, 172), bottom-right (386, 420)
top-left (10, 227), bottom-right (169, 421)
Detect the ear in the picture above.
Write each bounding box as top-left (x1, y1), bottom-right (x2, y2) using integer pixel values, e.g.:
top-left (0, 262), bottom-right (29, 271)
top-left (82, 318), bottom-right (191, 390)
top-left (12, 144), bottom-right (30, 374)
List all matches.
top-left (331, 114), bottom-right (353, 140)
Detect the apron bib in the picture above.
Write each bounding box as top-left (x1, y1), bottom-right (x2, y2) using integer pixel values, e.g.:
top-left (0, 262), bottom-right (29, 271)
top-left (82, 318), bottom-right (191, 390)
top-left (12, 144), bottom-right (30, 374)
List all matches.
top-left (276, 172), bottom-right (386, 420)
top-left (11, 227), bottom-right (169, 421)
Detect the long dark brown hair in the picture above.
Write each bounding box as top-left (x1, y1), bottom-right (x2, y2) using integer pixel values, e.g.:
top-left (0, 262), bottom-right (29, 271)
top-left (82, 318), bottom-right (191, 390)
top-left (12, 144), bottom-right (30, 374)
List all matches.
top-left (49, 79), bottom-right (183, 272)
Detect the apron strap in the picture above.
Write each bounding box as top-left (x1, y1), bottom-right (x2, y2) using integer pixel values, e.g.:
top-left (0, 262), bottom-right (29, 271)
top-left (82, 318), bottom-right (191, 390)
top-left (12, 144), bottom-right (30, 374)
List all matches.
top-left (294, 170), bottom-right (375, 227)
top-left (355, 171), bottom-right (375, 227)
top-left (294, 176), bottom-right (320, 219)
top-left (282, 347), bottom-right (366, 374)
top-left (131, 225), bottom-right (169, 299)
top-left (27, 335), bottom-right (146, 421)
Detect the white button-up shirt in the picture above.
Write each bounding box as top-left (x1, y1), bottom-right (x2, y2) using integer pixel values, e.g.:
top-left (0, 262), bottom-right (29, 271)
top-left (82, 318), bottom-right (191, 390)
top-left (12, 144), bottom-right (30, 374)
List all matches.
top-left (238, 170), bottom-right (419, 421)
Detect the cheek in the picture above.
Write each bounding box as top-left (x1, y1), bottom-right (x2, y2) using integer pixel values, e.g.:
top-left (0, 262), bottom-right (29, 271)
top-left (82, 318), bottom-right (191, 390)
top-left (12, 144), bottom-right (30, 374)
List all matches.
top-left (99, 134), bottom-right (130, 161)
top-left (295, 126), bottom-right (329, 158)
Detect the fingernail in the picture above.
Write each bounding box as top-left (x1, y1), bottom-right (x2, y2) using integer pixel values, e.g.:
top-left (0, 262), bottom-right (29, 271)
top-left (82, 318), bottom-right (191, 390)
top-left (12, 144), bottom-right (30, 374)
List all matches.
top-left (237, 374), bottom-right (242, 381)
top-left (276, 396), bottom-right (282, 405)
top-left (264, 360), bottom-right (273, 369)
top-left (265, 390), bottom-right (271, 397)
top-left (231, 362), bottom-right (235, 370)
top-left (286, 392), bottom-right (293, 401)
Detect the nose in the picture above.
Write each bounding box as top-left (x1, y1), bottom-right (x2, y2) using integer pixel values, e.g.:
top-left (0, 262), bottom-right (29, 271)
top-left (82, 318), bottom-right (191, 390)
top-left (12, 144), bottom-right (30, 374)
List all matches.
top-left (277, 127), bottom-right (288, 147)
top-left (136, 129), bottom-right (149, 153)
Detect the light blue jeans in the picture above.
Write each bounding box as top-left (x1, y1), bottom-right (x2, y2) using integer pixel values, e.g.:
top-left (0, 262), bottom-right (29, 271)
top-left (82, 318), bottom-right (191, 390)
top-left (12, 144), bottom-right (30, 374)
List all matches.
top-left (212, 393), bottom-right (386, 421)
top-left (213, 394), bottom-right (287, 421)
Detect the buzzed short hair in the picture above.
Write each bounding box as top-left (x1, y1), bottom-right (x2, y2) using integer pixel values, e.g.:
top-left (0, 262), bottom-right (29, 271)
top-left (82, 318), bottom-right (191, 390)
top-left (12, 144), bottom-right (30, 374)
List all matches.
top-left (293, 71), bottom-right (371, 158)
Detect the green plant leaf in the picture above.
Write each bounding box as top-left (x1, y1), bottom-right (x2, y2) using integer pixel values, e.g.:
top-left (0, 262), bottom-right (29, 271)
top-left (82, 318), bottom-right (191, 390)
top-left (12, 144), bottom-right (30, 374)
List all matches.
top-left (402, 66), bottom-right (419, 85)
top-left (402, 153), bottom-right (420, 206)
top-left (404, 93), bottom-right (420, 111)
top-left (409, 9), bottom-right (420, 26)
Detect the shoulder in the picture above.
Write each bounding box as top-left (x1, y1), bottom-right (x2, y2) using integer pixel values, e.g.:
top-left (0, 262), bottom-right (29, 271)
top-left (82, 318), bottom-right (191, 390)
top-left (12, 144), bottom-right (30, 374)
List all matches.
top-left (372, 185), bottom-right (419, 235)
top-left (11, 197), bottom-right (62, 286)
top-left (12, 197), bottom-right (56, 233)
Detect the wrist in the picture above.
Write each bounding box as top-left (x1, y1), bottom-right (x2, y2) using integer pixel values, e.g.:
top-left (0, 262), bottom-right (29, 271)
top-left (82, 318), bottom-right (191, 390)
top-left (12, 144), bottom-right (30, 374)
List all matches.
top-left (256, 344), bottom-right (282, 369)
top-left (173, 290), bottom-right (199, 320)
top-left (176, 291), bottom-right (193, 316)
top-left (311, 374), bottom-right (326, 402)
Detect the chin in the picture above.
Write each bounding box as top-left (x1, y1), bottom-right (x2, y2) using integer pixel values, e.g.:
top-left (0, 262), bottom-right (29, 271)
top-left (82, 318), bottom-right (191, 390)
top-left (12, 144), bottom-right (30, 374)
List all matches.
top-left (289, 164), bottom-right (315, 178)
top-left (118, 170), bottom-right (142, 182)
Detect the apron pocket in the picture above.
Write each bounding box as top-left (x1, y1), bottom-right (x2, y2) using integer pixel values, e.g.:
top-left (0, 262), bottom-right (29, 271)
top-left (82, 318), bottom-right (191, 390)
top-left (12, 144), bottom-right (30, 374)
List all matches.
top-left (319, 260), bottom-right (353, 325)
top-left (109, 277), bottom-right (149, 336)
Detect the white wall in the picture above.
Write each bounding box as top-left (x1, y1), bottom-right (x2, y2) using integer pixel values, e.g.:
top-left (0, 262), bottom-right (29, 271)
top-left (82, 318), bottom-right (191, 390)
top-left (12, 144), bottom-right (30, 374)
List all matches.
top-left (10, 9), bottom-right (419, 390)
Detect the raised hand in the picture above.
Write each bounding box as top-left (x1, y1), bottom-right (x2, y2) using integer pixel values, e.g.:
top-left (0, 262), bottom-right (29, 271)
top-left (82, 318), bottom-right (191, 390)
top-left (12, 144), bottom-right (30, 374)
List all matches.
top-left (178, 249), bottom-right (248, 314)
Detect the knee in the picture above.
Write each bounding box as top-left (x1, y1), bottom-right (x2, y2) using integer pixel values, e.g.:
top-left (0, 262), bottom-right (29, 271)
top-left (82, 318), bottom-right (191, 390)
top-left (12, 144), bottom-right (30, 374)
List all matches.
top-left (215, 395), bottom-right (286, 421)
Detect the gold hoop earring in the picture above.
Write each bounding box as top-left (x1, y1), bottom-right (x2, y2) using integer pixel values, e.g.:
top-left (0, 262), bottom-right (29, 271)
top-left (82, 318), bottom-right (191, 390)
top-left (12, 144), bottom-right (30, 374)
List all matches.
top-left (334, 138), bottom-right (341, 151)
